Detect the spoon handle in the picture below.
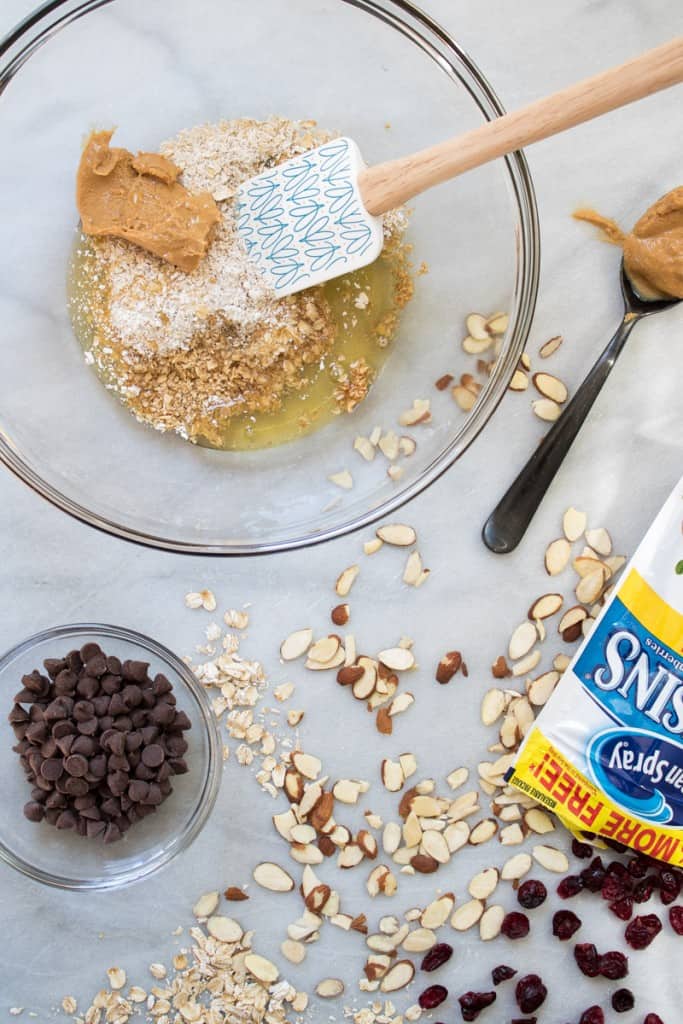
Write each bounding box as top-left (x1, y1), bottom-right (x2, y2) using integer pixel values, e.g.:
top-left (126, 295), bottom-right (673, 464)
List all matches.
top-left (360, 36), bottom-right (683, 215)
top-left (482, 315), bottom-right (639, 554)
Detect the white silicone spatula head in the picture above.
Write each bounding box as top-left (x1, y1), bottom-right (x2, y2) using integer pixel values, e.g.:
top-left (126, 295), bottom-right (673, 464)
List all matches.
top-left (236, 137), bottom-right (384, 296)
top-left (236, 38), bottom-right (683, 298)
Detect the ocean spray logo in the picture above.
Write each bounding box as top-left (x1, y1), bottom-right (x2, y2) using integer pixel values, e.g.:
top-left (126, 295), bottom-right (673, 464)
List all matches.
top-left (587, 727), bottom-right (683, 826)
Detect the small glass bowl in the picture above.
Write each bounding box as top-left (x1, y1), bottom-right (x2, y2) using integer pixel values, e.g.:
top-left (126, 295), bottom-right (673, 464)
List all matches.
top-left (0, 623), bottom-right (221, 891)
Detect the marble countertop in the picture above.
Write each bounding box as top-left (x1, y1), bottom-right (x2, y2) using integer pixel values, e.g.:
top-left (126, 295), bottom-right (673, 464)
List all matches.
top-left (1, 1), bottom-right (682, 1021)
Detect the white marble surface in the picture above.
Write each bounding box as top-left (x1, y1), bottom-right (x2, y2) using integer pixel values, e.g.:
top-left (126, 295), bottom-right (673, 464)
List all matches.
top-left (1, 0), bottom-right (682, 1021)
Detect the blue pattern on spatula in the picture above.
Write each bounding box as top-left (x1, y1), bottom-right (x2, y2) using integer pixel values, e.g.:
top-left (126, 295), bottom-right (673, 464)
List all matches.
top-left (236, 137), bottom-right (384, 296)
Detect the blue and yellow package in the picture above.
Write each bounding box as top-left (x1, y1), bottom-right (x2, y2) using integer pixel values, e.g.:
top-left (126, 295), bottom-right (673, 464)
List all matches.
top-left (509, 476), bottom-right (683, 865)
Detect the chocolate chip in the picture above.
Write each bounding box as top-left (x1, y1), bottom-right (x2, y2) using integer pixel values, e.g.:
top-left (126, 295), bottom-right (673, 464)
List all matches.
top-left (44, 658), bottom-right (66, 679)
top-left (73, 700), bottom-right (95, 722)
top-left (106, 655), bottom-right (122, 675)
top-left (100, 674), bottom-right (122, 695)
top-left (85, 654), bottom-right (107, 678)
top-left (56, 810), bottom-right (78, 830)
top-left (151, 702), bottom-right (175, 726)
top-left (23, 801), bottom-right (45, 822)
top-left (76, 675), bottom-right (99, 700)
top-left (71, 735), bottom-right (96, 757)
top-left (54, 669), bottom-right (78, 695)
top-left (40, 738), bottom-right (58, 759)
top-left (122, 660), bottom-right (149, 683)
top-left (141, 743), bottom-right (165, 768)
top-left (77, 717), bottom-right (99, 736)
top-left (64, 776), bottom-right (89, 797)
top-left (40, 758), bottom-right (63, 781)
top-left (128, 780), bottom-right (149, 803)
top-left (51, 720), bottom-right (75, 739)
top-left (80, 642), bottom-right (103, 662)
top-left (64, 754), bottom-right (89, 777)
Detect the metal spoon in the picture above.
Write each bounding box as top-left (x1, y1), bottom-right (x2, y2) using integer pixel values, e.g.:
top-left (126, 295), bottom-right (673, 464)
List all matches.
top-left (482, 262), bottom-right (680, 554)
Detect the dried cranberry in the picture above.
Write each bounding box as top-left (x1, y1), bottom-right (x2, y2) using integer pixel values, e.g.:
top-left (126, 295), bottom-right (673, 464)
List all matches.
top-left (572, 838), bottom-right (593, 859)
top-left (515, 974), bottom-right (547, 1014)
top-left (419, 985), bottom-right (448, 1010)
top-left (599, 950), bottom-right (629, 980)
top-left (557, 875), bottom-right (583, 899)
top-left (574, 942), bottom-right (600, 977)
top-left (643, 1016), bottom-right (664, 1024)
top-left (517, 879), bottom-right (547, 909)
top-left (491, 964), bottom-right (517, 985)
top-left (628, 856), bottom-right (649, 878)
top-left (578, 1006), bottom-right (604, 1024)
top-left (580, 856), bottom-right (606, 892)
top-left (659, 869), bottom-right (681, 905)
top-left (501, 912), bottom-right (530, 939)
top-left (625, 913), bottom-right (662, 950)
top-left (633, 877), bottom-right (657, 903)
top-left (421, 942), bottom-right (453, 972)
top-left (602, 874), bottom-right (627, 902)
top-left (611, 988), bottom-right (635, 1013)
top-left (552, 909), bottom-right (582, 940)
top-left (610, 896), bottom-right (634, 921)
top-left (668, 905), bottom-right (683, 935)
top-left (457, 991), bottom-right (496, 1021)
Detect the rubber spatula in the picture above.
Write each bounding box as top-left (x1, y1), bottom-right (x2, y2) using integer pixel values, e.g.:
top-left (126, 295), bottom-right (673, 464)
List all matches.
top-left (236, 37), bottom-right (683, 296)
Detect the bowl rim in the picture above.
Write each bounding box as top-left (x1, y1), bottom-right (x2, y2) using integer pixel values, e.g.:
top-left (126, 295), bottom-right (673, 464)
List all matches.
top-left (0, 621), bottom-right (222, 891)
top-left (0, 0), bottom-right (540, 556)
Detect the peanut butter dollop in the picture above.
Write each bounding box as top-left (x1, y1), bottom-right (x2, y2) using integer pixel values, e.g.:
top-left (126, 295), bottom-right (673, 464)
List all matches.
top-left (574, 187), bottom-right (683, 300)
top-left (76, 130), bottom-right (220, 272)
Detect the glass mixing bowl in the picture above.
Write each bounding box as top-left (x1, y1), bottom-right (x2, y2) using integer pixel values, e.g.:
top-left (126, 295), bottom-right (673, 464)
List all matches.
top-left (0, 623), bottom-right (221, 890)
top-left (0, 0), bottom-right (539, 553)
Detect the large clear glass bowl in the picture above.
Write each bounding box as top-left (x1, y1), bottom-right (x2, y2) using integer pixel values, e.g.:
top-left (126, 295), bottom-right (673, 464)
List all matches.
top-left (0, 0), bottom-right (539, 553)
top-left (0, 623), bottom-right (221, 890)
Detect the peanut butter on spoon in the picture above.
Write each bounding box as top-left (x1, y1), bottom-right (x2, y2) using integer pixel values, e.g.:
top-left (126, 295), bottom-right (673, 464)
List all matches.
top-left (76, 130), bottom-right (220, 272)
top-left (574, 186), bottom-right (683, 300)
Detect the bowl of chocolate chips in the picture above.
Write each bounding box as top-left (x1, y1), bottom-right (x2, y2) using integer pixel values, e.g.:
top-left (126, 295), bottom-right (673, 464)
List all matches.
top-left (1, 623), bottom-right (221, 890)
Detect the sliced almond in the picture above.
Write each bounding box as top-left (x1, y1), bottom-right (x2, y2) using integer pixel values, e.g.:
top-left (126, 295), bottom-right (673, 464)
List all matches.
top-left (353, 661), bottom-right (378, 700)
top-left (532, 844), bottom-right (569, 873)
top-left (382, 822), bottom-right (402, 855)
top-left (354, 436), bottom-right (376, 462)
top-left (410, 853), bottom-right (439, 874)
top-left (559, 604), bottom-right (588, 641)
top-left (452, 384), bottom-right (477, 410)
top-left (192, 891), bottom-right (220, 918)
top-left (487, 312), bottom-right (509, 335)
top-left (290, 823), bottom-right (316, 844)
top-left (272, 809), bottom-right (297, 841)
top-left (573, 555), bottom-right (609, 579)
top-left (585, 527), bottom-right (612, 556)
top-left (308, 635), bottom-right (341, 665)
top-left (399, 753), bottom-right (418, 779)
top-left (500, 822), bottom-right (525, 845)
top-left (280, 628), bottom-right (313, 661)
top-left (364, 538), bottom-right (383, 555)
top-left (399, 435), bottom-right (417, 456)
top-left (450, 899), bottom-right (484, 931)
top-left (389, 692), bottom-right (415, 717)
top-left (528, 593), bottom-right (563, 621)
top-left (291, 751), bottom-right (321, 780)
top-left (524, 808), bottom-right (555, 834)
top-left (336, 565), bottom-right (360, 597)
top-left (380, 960), bottom-right (415, 994)
top-left (545, 538), bottom-right (571, 575)
top-left (331, 913), bottom-right (353, 931)
top-left (466, 312), bottom-right (490, 340)
top-left (379, 430), bottom-right (400, 461)
top-left (527, 670), bottom-right (560, 706)
top-left (381, 759), bottom-right (404, 793)
top-left (563, 506), bottom-right (587, 542)
top-left (468, 867), bottom-right (499, 900)
top-left (478, 687), bottom-right (505, 727)
top-left (329, 470), bottom-right (353, 490)
top-left (403, 928), bottom-right (437, 953)
top-left (398, 399), bottom-right (431, 427)
top-left (469, 819), bottom-right (498, 845)
top-left (207, 916), bottom-right (243, 943)
top-left (337, 843), bottom-right (364, 869)
top-left (511, 649), bottom-right (541, 677)
top-left (420, 893), bottom-right (455, 930)
top-left (533, 372), bottom-right (568, 404)
top-left (290, 843), bottom-right (324, 865)
top-left (509, 367), bottom-right (529, 392)
top-left (253, 862), bottom-right (295, 893)
top-left (378, 647), bottom-right (415, 671)
top-left (501, 852), bottom-right (532, 880)
top-left (420, 830), bottom-right (450, 864)
top-left (479, 904), bottom-right (505, 941)
top-left (376, 524), bottom-right (417, 547)
top-left (508, 621), bottom-right (538, 661)
top-left (446, 767), bottom-right (469, 791)
top-left (539, 334), bottom-right (563, 359)
top-left (244, 953), bottom-right (279, 985)
top-left (605, 554), bottom-right (626, 574)
top-left (444, 820), bottom-right (470, 852)
top-left (553, 652), bottom-right (571, 672)
top-left (333, 779), bottom-right (362, 804)
top-left (576, 569), bottom-right (607, 605)
top-left (357, 830), bottom-right (378, 859)
top-left (533, 398), bottom-right (562, 422)
top-left (403, 551), bottom-right (423, 586)
top-left (316, 979), bottom-right (344, 999)
top-left (435, 650), bottom-right (463, 684)
top-left (281, 940), bottom-right (306, 965)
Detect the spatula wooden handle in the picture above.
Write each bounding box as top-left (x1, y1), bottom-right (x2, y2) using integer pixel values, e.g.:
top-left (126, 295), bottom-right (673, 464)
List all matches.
top-left (359, 36), bottom-right (683, 216)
